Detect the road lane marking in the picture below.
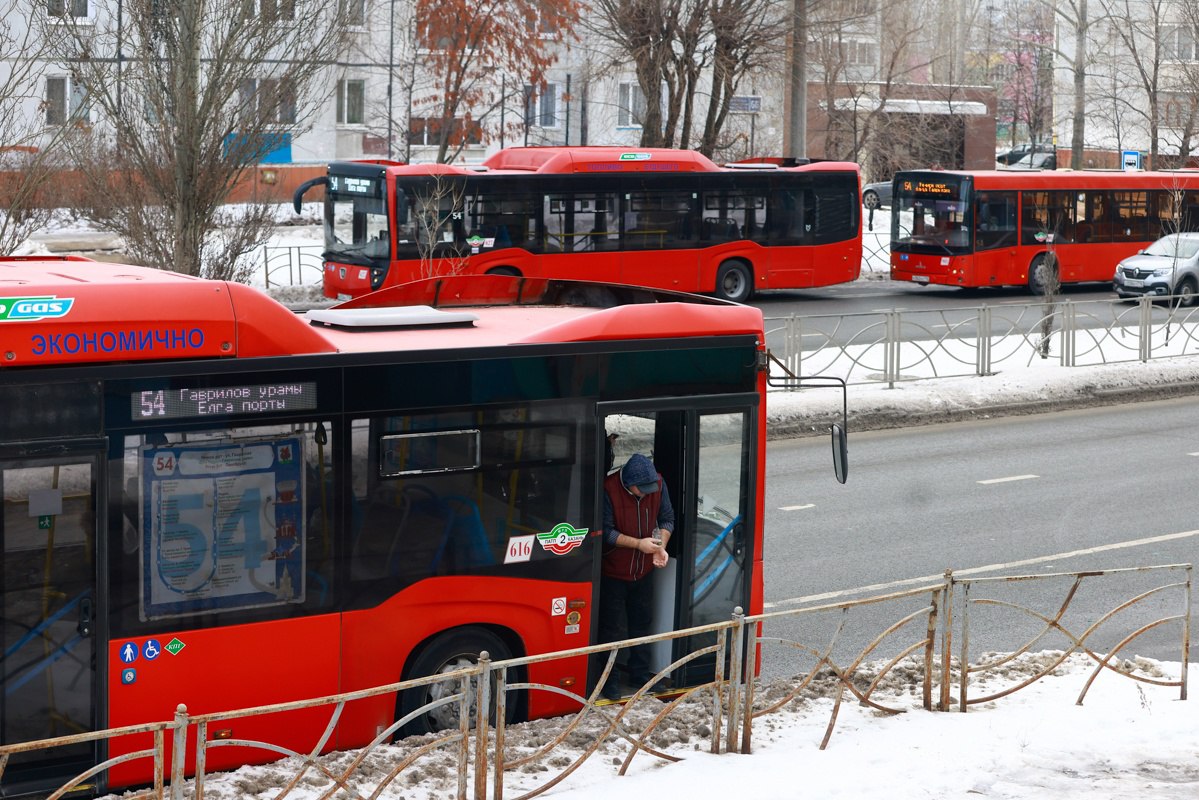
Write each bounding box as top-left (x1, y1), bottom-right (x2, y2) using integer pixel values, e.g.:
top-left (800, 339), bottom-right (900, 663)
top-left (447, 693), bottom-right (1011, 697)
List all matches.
top-left (779, 504), bottom-right (815, 511)
top-left (977, 474), bottom-right (1039, 485)
top-left (764, 529), bottom-right (1199, 609)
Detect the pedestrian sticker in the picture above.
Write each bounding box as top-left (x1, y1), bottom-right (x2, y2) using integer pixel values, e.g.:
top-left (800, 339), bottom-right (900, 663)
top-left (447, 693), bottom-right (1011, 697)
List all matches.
top-left (165, 637), bottom-right (186, 656)
top-left (143, 639), bottom-right (161, 661)
top-left (121, 668), bottom-right (137, 685)
top-left (119, 642), bottom-right (139, 664)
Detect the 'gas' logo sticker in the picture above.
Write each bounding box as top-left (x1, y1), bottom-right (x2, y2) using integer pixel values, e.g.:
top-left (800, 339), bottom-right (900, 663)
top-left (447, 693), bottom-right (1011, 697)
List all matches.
top-left (0, 296), bottom-right (74, 322)
top-left (537, 523), bottom-right (589, 555)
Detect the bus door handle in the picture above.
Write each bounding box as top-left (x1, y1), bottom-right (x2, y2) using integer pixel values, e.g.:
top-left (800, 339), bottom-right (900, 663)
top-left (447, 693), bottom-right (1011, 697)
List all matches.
top-left (78, 596), bottom-right (94, 638)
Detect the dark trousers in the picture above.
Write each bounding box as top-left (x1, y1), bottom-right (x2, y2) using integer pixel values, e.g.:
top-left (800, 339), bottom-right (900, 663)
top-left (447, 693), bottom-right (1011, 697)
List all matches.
top-left (597, 572), bottom-right (655, 684)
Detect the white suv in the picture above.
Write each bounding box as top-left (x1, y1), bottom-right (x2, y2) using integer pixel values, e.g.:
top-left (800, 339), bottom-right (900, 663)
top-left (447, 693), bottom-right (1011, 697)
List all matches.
top-left (1113, 232), bottom-right (1199, 307)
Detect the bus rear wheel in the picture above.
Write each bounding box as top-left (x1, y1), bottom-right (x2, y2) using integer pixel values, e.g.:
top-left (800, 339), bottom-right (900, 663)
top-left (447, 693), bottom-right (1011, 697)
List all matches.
top-left (715, 261), bottom-right (753, 303)
top-left (397, 627), bottom-right (516, 737)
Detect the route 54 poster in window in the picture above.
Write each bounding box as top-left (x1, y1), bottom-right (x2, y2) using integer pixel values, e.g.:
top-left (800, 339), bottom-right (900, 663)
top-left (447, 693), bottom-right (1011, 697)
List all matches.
top-left (140, 436), bottom-right (305, 620)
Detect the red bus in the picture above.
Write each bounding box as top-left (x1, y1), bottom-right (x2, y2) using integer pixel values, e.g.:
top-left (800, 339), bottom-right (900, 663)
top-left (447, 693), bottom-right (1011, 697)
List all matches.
top-left (888, 168), bottom-right (1199, 292)
top-left (294, 146), bottom-right (862, 303)
top-left (0, 257), bottom-right (844, 796)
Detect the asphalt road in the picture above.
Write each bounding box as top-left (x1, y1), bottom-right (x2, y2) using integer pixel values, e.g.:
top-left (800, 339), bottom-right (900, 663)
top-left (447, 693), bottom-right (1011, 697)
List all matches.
top-left (756, 397), bottom-right (1198, 680)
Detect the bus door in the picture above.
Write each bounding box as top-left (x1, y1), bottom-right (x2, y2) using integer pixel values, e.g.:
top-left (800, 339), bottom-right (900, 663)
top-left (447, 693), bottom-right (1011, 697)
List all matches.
top-left (597, 403), bottom-right (753, 690)
top-left (1, 450), bottom-right (99, 793)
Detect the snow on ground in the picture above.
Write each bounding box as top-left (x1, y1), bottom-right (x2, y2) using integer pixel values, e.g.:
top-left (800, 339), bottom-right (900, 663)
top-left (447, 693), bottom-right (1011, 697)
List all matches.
top-left (105, 653), bottom-right (1199, 800)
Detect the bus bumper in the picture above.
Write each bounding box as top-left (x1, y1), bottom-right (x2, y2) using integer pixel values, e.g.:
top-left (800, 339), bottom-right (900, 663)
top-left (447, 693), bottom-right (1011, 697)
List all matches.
top-left (323, 262), bottom-right (376, 300)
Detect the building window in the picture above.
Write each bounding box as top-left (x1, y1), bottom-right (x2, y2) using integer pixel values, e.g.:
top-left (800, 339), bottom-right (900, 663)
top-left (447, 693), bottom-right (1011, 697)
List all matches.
top-left (241, 77), bottom-right (297, 124)
top-left (524, 82), bottom-right (559, 128)
top-left (48, 0), bottom-right (88, 17)
top-left (337, 79), bottom-right (364, 125)
top-left (527, 9), bottom-right (557, 36)
top-left (339, 0), bottom-right (364, 26)
top-left (243, 0), bottom-right (295, 22)
top-left (618, 82), bottom-right (646, 128)
top-left (45, 77), bottom-right (88, 126)
top-left (840, 40), bottom-right (877, 66)
top-left (1163, 26), bottom-right (1198, 61)
top-left (1162, 92), bottom-right (1197, 129)
top-left (408, 116), bottom-right (482, 146)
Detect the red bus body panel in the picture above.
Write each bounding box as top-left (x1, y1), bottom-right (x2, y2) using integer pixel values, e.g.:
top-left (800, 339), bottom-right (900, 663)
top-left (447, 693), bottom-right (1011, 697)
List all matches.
top-left (106, 615), bottom-right (341, 785)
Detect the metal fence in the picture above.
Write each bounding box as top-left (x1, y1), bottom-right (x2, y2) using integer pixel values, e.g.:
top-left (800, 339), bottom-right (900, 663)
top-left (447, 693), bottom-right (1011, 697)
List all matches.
top-left (260, 244), bottom-right (324, 289)
top-left (768, 296), bottom-right (1199, 389)
top-left (1, 563), bottom-right (1188, 800)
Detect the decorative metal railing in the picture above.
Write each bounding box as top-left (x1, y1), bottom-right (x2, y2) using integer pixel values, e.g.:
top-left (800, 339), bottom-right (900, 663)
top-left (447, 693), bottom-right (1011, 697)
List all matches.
top-left (1, 564), bottom-right (1188, 799)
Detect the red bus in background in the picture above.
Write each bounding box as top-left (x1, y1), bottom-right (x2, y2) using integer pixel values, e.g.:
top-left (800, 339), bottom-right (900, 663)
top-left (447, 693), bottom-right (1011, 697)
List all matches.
top-left (889, 169), bottom-right (1199, 292)
top-left (295, 146), bottom-right (862, 303)
top-left (0, 257), bottom-right (843, 797)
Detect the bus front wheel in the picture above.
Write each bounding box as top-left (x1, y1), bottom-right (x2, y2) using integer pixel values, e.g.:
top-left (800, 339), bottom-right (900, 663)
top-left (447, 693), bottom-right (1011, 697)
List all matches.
top-left (1027, 254), bottom-right (1055, 295)
top-left (397, 627), bottom-right (516, 737)
top-left (715, 261), bottom-right (753, 303)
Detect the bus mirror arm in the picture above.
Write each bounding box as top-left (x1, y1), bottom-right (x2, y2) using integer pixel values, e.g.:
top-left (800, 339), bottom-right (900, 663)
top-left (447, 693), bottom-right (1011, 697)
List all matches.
top-left (293, 176), bottom-right (330, 214)
top-left (765, 351), bottom-right (849, 484)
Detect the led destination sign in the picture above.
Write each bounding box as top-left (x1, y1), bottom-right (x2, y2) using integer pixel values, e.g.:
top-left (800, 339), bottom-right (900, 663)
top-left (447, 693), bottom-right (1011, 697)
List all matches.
top-left (132, 382), bottom-right (318, 420)
top-left (901, 179), bottom-right (960, 197)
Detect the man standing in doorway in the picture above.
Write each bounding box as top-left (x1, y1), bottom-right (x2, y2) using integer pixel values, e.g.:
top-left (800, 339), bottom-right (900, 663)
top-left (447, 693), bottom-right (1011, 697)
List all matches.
top-left (598, 453), bottom-right (675, 700)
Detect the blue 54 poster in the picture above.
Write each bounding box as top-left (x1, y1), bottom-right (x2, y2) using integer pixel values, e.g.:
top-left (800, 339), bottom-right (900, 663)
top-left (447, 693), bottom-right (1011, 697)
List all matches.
top-left (140, 436), bottom-right (305, 620)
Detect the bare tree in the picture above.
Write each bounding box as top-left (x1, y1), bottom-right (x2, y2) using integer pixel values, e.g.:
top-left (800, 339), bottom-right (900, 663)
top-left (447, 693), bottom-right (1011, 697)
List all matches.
top-left (411, 173), bottom-right (469, 277)
top-left (40, 0), bottom-right (352, 278)
top-left (810, 3), bottom-right (934, 175)
top-left (0, 0), bottom-right (69, 254)
top-left (587, 0), bottom-right (783, 157)
top-left (1036, 0), bottom-right (1097, 170)
top-left (1099, 0), bottom-right (1170, 164)
top-left (698, 0), bottom-right (788, 157)
top-left (988, 0), bottom-right (1054, 149)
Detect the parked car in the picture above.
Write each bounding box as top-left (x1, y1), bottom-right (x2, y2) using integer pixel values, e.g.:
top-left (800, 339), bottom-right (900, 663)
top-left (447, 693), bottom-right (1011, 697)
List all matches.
top-left (1009, 151), bottom-right (1056, 170)
top-left (862, 180), bottom-right (892, 209)
top-left (1113, 232), bottom-right (1199, 306)
top-left (996, 143), bottom-right (1054, 166)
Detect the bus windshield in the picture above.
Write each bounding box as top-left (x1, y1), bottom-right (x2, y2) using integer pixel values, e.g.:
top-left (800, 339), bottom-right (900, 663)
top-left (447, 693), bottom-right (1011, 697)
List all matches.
top-left (891, 173), bottom-right (973, 253)
top-left (325, 168), bottom-right (392, 268)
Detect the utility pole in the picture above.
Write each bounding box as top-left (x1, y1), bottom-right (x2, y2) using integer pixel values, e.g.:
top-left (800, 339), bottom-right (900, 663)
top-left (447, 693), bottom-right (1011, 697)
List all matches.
top-left (788, 0), bottom-right (807, 159)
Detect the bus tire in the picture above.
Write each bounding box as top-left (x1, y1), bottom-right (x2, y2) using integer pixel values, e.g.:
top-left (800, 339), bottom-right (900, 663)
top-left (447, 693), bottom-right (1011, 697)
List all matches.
top-left (1175, 276), bottom-right (1198, 307)
top-left (1027, 254), bottom-right (1053, 295)
top-left (715, 261), bottom-right (753, 303)
top-left (397, 627), bottom-right (516, 737)
top-left (486, 267), bottom-right (520, 277)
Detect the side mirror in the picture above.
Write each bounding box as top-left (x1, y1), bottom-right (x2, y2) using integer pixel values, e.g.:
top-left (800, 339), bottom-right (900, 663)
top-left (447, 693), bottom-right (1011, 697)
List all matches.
top-left (292, 175), bottom-right (329, 214)
top-left (831, 423), bottom-right (848, 484)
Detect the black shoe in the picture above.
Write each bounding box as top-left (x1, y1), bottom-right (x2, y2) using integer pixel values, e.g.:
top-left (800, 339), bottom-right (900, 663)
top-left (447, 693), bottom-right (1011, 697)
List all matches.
top-left (635, 676), bottom-right (673, 694)
top-left (600, 681), bottom-right (623, 701)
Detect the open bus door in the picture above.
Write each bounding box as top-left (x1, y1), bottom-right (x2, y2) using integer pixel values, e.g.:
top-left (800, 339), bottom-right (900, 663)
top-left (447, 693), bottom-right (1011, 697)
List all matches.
top-left (1, 449), bottom-right (100, 796)
top-left (597, 400), bottom-right (756, 692)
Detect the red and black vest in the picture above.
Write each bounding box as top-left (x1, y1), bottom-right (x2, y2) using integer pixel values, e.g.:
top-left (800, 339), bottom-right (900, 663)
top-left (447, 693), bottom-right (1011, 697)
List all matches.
top-left (602, 471), bottom-right (663, 582)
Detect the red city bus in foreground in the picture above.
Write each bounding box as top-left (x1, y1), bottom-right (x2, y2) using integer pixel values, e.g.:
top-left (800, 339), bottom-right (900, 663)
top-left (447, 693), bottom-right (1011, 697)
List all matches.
top-left (888, 168), bottom-right (1199, 292)
top-left (0, 257), bottom-right (843, 797)
top-left (294, 146), bottom-right (862, 303)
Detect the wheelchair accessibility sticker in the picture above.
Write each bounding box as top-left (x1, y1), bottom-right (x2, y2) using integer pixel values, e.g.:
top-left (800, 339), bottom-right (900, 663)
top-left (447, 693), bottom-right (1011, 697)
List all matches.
top-left (537, 523), bottom-right (588, 555)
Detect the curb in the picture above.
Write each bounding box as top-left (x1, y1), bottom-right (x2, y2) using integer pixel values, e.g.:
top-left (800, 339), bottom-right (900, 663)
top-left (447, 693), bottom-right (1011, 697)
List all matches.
top-left (767, 380), bottom-right (1199, 439)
